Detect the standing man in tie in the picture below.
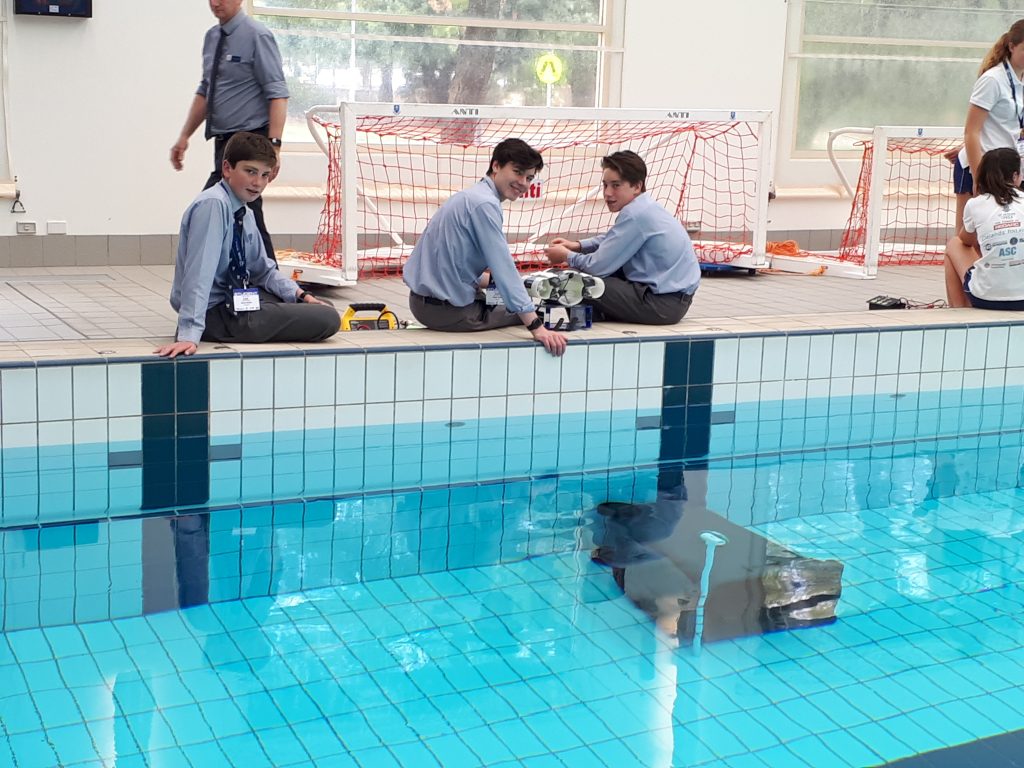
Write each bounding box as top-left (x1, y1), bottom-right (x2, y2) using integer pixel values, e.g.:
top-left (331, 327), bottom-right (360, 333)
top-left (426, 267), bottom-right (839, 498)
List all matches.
top-left (170, 0), bottom-right (288, 262)
top-left (156, 133), bottom-right (339, 359)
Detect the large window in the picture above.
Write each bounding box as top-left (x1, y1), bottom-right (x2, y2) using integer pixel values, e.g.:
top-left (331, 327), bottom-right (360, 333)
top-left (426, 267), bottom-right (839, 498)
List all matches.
top-left (788, 0), bottom-right (1022, 154)
top-left (250, 0), bottom-right (612, 137)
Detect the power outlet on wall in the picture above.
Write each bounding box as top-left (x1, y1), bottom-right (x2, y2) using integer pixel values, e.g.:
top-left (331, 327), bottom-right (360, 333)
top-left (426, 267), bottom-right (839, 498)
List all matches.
top-left (15, 221), bottom-right (36, 235)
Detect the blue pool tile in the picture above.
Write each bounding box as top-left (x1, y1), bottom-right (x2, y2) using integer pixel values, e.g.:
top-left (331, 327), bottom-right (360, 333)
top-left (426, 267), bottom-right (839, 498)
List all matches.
top-left (0, 697), bottom-right (42, 735)
top-left (9, 731), bottom-right (59, 768)
top-left (161, 703), bottom-right (216, 746)
top-left (877, 713), bottom-right (949, 755)
top-left (709, 754), bottom-right (771, 768)
top-left (716, 709), bottom-right (781, 752)
top-left (587, 694), bottom-right (657, 740)
top-left (302, 681), bottom-right (359, 718)
top-left (220, 732), bottom-right (275, 768)
top-left (974, 693), bottom-right (1024, 733)
top-left (300, 754), bottom-right (360, 768)
top-left (49, 722), bottom-right (101, 765)
top-left (369, 665), bottom-right (435, 705)
top-left (267, 684), bottom-right (322, 724)
top-left (522, 710), bottom-right (584, 753)
top-left (7, 628), bottom-right (53, 664)
top-left (292, 717), bottom-right (345, 760)
top-left (680, 717), bottom-right (747, 760)
top-left (747, 704), bottom-right (812, 743)
top-left (552, 704), bottom-right (614, 745)
top-left (112, 616), bottom-right (159, 647)
top-left (785, 733), bottom-right (857, 768)
top-left (88, 754), bottom-right (147, 768)
top-left (454, 724), bottom-right (512, 763)
top-left (257, 724), bottom-right (311, 766)
top-left (360, 703), bottom-right (418, 745)
top-left (492, 680), bottom-right (550, 717)
top-left (845, 721), bottom-right (915, 762)
top-left (42, 624), bottom-right (88, 658)
top-left (198, 698), bottom-right (251, 739)
top-left (350, 745), bottom-right (402, 768)
top-left (21, 658), bottom-right (64, 692)
top-left (216, 661), bottom-right (268, 699)
top-left (519, 755), bottom-right (568, 768)
top-left (253, 657), bottom-right (302, 691)
top-left (389, 740), bottom-right (443, 767)
top-left (329, 711), bottom-right (383, 752)
top-left (664, 725), bottom-right (719, 766)
top-left (31, 687), bottom-right (82, 728)
top-left (490, 718), bottom-right (549, 760)
top-left (69, 683), bottom-right (114, 722)
top-left (235, 690), bottom-right (288, 730)
top-left (182, 741), bottom-right (231, 766)
top-left (938, 698), bottom-right (1003, 740)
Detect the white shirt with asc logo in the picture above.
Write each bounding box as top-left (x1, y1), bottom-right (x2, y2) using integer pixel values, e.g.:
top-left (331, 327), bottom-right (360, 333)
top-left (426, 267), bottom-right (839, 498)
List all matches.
top-left (964, 191), bottom-right (1024, 301)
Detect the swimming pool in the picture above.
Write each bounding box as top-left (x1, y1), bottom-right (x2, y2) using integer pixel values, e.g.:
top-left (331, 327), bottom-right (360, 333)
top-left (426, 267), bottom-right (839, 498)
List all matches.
top-left (3, 327), bottom-right (1024, 766)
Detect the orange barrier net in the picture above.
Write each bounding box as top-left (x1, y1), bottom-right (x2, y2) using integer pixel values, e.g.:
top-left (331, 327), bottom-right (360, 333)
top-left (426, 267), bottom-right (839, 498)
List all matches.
top-left (302, 114), bottom-right (766, 277)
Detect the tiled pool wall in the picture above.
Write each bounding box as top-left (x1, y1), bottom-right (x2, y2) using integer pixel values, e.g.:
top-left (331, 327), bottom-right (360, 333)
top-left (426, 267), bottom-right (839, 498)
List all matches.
top-left (3, 323), bottom-right (1024, 632)
top-left (707, 325), bottom-right (1024, 525)
top-left (0, 468), bottom-right (660, 632)
top-left (0, 342), bottom-right (678, 529)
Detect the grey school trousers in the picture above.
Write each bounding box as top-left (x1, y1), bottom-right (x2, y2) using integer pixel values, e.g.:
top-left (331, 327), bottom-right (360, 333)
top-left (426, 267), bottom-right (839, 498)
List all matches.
top-left (202, 289), bottom-right (340, 343)
top-left (408, 292), bottom-right (524, 332)
top-left (588, 276), bottom-right (695, 325)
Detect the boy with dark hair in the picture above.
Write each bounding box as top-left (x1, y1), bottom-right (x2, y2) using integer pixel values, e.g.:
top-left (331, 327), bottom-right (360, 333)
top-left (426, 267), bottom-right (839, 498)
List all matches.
top-left (545, 150), bottom-right (700, 325)
top-left (156, 132), bottom-right (339, 358)
top-left (403, 138), bottom-right (568, 356)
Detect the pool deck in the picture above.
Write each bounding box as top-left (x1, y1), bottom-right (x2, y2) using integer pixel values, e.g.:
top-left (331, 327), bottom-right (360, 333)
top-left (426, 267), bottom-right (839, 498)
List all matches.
top-left (0, 263), bottom-right (1018, 363)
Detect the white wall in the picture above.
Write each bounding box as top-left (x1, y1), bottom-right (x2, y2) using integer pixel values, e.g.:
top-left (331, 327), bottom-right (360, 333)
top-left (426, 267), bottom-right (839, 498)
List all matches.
top-left (618, 0), bottom-right (788, 113)
top-left (0, 0), bottom-right (845, 240)
top-left (4, 2), bottom-right (212, 236)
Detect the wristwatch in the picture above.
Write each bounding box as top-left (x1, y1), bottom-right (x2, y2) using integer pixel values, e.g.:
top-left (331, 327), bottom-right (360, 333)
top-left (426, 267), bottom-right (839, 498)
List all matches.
top-left (269, 138), bottom-right (283, 148)
top-left (526, 316), bottom-right (545, 331)
top-left (298, 290), bottom-right (311, 301)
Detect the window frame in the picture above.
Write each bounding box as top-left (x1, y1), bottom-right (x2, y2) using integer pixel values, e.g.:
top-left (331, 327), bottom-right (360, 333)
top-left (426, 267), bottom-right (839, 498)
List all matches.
top-left (246, 0), bottom-right (623, 146)
top-left (778, 0), bottom-right (993, 173)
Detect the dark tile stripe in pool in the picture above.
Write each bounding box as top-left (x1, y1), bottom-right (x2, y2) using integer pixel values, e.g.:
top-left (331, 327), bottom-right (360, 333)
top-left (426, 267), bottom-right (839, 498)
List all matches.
top-left (883, 728), bottom-right (1024, 767)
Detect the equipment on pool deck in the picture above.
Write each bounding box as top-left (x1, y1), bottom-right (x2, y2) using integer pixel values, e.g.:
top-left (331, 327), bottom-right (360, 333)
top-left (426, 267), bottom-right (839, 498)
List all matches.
top-left (340, 303), bottom-right (401, 330)
top-left (486, 269), bottom-right (605, 330)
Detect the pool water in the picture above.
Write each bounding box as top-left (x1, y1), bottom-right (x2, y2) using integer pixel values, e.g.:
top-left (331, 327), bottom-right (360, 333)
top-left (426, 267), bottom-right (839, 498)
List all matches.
top-left (3, 434), bottom-right (1024, 767)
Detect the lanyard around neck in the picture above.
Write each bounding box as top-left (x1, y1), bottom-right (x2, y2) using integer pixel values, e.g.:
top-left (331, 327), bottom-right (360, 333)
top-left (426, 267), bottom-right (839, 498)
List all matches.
top-left (1004, 60), bottom-right (1024, 131)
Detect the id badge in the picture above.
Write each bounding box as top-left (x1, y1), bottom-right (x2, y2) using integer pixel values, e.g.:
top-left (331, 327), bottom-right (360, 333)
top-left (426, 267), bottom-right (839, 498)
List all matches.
top-left (483, 284), bottom-right (504, 306)
top-left (233, 288), bottom-right (260, 312)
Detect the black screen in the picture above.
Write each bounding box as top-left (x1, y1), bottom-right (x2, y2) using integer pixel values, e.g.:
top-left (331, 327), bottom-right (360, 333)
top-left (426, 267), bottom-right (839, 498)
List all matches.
top-left (14, 0), bottom-right (92, 18)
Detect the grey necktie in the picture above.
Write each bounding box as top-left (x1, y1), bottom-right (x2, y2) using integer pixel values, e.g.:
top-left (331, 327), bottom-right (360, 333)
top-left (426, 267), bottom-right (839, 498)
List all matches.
top-left (204, 29), bottom-right (227, 140)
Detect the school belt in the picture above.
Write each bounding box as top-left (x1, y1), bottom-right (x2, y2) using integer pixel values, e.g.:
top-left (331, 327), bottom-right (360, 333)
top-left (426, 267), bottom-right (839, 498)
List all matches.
top-left (411, 292), bottom-right (450, 306)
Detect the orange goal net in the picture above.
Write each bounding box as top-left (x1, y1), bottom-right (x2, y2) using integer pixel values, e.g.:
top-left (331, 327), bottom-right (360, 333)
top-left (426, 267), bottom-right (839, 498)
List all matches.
top-left (298, 104), bottom-right (773, 282)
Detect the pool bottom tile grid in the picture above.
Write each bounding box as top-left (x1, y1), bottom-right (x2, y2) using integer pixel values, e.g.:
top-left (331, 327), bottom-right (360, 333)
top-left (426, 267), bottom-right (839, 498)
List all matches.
top-left (4, 487), bottom-right (1024, 767)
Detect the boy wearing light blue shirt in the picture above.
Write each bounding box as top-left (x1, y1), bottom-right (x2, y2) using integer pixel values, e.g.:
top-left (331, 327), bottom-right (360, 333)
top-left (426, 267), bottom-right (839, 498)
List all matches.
top-left (156, 133), bottom-right (338, 359)
top-left (545, 150), bottom-right (700, 325)
top-left (403, 138), bottom-right (567, 357)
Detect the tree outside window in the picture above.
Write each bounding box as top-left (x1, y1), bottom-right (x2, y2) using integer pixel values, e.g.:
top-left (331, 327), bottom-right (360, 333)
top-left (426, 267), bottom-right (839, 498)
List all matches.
top-left (252, 0), bottom-right (607, 136)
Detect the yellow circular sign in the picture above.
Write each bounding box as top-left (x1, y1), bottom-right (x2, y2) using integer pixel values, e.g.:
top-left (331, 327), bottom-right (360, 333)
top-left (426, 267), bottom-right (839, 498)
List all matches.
top-left (535, 53), bottom-right (564, 86)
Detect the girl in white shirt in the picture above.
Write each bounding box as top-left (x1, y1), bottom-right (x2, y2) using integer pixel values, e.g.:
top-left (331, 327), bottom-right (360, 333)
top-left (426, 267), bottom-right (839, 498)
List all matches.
top-left (953, 20), bottom-right (1024, 232)
top-left (945, 147), bottom-right (1024, 309)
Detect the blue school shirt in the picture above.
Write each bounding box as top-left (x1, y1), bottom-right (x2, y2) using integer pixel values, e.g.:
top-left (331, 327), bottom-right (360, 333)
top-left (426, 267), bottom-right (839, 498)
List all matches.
top-left (403, 177), bottom-right (535, 314)
top-left (570, 193), bottom-right (701, 295)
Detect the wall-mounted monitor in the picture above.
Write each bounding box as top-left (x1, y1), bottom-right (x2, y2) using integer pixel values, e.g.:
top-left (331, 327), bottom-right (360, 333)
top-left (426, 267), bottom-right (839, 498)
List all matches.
top-left (14, 0), bottom-right (91, 18)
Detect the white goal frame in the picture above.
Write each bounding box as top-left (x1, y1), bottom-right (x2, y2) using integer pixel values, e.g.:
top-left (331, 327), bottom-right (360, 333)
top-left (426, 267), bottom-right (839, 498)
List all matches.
top-left (289, 102), bottom-right (774, 286)
top-left (774, 125), bottom-right (963, 280)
